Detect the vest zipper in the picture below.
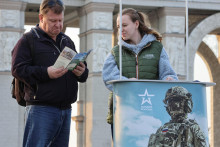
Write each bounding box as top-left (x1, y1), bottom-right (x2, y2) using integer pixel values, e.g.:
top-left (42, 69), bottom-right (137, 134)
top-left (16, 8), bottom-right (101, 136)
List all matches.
top-left (136, 54), bottom-right (139, 79)
top-left (135, 42), bottom-right (151, 79)
top-left (128, 50), bottom-right (139, 79)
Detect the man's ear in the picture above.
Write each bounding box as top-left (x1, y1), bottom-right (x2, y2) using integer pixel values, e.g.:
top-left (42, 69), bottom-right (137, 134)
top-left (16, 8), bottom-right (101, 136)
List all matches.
top-left (39, 14), bottom-right (43, 23)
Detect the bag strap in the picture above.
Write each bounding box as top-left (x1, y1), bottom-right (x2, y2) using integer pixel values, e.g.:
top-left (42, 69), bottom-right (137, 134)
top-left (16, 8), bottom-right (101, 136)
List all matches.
top-left (23, 31), bottom-right (35, 58)
top-left (21, 30), bottom-right (36, 89)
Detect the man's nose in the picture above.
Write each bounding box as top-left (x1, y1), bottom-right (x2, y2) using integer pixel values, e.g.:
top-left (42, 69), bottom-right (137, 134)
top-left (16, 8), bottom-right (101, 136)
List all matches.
top-left (174, 102), bottom-right (180, 107)
top-left (55, 21), bottom-right (61, 27)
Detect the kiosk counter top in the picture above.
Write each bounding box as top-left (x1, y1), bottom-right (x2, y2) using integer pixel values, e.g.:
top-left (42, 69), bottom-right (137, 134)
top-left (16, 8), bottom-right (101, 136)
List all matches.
top-left (108, 79), bottom-right (216, 87)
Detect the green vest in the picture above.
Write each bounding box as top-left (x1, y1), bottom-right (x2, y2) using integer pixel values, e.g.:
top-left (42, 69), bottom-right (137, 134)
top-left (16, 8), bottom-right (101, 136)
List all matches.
top-left (111, 40), bottom-right (162, 79)
top-left (107, 41), bottom-right (163, 124)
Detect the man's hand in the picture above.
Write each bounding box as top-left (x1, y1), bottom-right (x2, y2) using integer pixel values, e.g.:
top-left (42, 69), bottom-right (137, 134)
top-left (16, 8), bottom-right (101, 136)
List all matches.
top-left (72, 62), bottom-right (86, 77)
top-left (47, 66), bottom-right (68, 79)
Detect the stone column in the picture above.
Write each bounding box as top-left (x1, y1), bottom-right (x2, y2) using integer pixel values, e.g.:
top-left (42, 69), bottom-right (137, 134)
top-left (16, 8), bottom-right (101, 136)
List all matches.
top-left (217, 35), bottom-right (220, 62)
top-left (72, 100), bottom-right (84, 147)
top-left (0, 1), bottom-right (27, 147)
top-left (73, 2), bottom-right (115, 147)
top-left (157, 7), bottom-right (186, 80)
top-left (0, 1), bottom-right (26, 71)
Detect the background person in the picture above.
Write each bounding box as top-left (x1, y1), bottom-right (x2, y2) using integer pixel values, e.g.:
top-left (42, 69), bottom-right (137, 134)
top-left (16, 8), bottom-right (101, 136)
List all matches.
top-left (102, 8), bottom-right (178, 138)
top-left (11, 0), bottom-right (88, 146)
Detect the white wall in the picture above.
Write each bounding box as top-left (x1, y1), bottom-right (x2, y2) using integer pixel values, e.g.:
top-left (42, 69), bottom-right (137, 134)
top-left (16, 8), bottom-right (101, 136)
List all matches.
top-left (0, 73), bottom-right (25, 147)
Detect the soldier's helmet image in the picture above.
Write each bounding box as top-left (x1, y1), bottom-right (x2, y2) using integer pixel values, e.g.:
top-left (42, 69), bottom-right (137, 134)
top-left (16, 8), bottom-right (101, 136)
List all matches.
top-left (163, 86), bottom-right (193, 115)
top-left (148, 86), bottom-right (207, 147)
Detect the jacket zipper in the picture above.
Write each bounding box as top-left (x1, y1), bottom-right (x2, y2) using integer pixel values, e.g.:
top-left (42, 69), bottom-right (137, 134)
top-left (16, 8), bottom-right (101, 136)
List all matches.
top-left (60, 36), bottom-right (65, 49)
top-left (52, 36), bottom-right (66, 54)
top-left (59, 36), bottom-right (68, 107)
top-left (34, 85), bottom-right (38, 99)
top-left (34, 43), bottom-right (60, 100)
top-left (52, 44), bottom-right (61, 54)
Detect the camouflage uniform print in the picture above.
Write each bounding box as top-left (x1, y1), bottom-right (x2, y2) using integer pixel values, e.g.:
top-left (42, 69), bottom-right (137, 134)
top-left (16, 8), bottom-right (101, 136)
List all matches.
top-left (148, 86), bottom-right (207, 147)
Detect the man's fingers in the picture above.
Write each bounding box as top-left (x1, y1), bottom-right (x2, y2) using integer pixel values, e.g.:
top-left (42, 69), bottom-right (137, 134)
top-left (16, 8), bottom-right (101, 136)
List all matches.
top-left (79, 62), bottom-right (85, 68)
top-left (57, 68), bottom-right (68, 76)
top-left (55, 67), bottom-right (65, 73)
top-left (48, 66), bottom-right (68, 79)
top-left (75, 62), bottom-right (85, 70)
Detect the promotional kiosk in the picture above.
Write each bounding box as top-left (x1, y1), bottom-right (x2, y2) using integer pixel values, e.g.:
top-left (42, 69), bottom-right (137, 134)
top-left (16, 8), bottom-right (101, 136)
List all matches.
top-left (109, 80), bottom-right (215, 147)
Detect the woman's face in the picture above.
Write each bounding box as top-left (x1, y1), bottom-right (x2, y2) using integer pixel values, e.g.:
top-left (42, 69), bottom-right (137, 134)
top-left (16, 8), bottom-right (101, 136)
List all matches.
top-left (117, 14), bottom-right (139, 41)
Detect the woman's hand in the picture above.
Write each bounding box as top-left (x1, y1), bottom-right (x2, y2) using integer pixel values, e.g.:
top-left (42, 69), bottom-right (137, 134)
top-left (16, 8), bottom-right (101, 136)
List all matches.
top-left (166, 77), bottom-right (174, 81)
top-left (129, 78), bottom-right (137, 80)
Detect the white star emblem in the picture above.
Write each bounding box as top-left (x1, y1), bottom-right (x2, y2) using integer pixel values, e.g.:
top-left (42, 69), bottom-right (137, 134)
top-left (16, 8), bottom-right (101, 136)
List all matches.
top-left (138, 89), bottom-right (155, 105)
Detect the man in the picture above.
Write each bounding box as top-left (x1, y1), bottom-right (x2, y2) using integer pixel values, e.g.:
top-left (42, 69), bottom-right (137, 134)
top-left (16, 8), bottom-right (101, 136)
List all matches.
top-left (11, 0), bottom-right (88, 146)
top-left (148, 86), bottom-right (207, 147)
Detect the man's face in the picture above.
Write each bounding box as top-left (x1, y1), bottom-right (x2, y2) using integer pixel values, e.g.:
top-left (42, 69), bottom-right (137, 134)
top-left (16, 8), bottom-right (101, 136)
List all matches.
top-left (39, 9), bottom-right (64, 40)
top-left (167, 97), bottom-right (185, 116)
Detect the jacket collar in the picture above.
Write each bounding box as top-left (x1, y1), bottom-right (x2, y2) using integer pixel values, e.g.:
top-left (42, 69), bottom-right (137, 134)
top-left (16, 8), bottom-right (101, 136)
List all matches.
top-left (32, 24), bottom-right (65, 42)
top-left (120, 34), bottom-right (156, 54)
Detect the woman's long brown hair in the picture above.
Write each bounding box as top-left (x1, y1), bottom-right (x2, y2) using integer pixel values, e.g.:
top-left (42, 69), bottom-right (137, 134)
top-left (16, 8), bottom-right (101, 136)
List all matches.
top-left (119, 8), bottom-right (162, 41)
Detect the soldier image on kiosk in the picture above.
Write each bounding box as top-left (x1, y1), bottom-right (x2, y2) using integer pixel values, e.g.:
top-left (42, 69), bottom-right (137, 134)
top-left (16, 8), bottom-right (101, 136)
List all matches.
top-left (148, 86), bottom-right (207, 147)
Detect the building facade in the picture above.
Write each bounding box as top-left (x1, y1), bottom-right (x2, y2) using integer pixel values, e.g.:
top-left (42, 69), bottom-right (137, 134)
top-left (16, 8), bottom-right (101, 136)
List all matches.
top-left (0, 0), bottom-right (220, 146)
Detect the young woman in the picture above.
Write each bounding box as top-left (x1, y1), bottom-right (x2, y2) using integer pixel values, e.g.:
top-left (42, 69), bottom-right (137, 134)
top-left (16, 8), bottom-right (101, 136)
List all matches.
top-left (102, 8), bottom-right (178, 138)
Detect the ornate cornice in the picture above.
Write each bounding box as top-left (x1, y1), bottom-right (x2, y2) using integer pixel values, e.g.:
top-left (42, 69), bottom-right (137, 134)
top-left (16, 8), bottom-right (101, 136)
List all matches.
top-left (0, 71), bottom-right (11, 75)
top-left (162, 33), bottom-right (185, 38)
top-left (79, 2), bottom-right (115, 16)
top-left (0, 27), bottom-right (25, 33)
top-left (0, 1), bottom-right (27, 11)
top-left (158, 7), bottom-right (185, 18)
top-left (79, 29), bottom-right (113, 37)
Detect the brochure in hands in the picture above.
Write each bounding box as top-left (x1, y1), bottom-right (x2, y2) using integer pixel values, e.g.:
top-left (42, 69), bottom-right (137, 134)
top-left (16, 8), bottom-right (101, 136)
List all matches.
top-left (53, 46), bottom-right (93, 71)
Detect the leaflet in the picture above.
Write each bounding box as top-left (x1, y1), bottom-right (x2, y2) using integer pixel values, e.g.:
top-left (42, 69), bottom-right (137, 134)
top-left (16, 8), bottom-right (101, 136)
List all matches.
top-left (53, 46), bottom-right (92, 70)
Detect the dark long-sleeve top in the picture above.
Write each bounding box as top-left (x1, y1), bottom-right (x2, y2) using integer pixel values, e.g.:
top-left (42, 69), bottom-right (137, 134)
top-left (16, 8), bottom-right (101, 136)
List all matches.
top-left (11, 25), bottom-right (88, 109)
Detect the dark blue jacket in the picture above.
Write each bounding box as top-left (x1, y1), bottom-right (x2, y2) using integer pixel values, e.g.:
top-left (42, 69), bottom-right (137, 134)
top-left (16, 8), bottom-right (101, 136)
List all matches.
top-left (11, 26), bottom-right (88, 109)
